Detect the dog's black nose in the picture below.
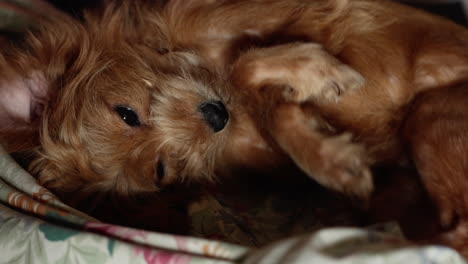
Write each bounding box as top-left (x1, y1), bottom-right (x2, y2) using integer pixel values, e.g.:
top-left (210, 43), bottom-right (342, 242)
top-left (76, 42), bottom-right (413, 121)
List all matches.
top-left (199, 101), bottom-right (229, 132)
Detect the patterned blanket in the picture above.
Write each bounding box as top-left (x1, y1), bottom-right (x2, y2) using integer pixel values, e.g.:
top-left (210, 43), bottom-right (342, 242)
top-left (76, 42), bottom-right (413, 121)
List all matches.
top-left (1, 144), bottom-right (466, 263)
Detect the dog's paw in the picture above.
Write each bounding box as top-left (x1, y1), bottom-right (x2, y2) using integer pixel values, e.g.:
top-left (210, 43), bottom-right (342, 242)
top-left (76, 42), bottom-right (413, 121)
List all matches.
top-left (234, 43), bottom-right (364, 104)
top-left (318, 64), bottom-right (364, 103)
top-left (276, 43), bottom-right (364, 103)
top-left (316, 133), bottom-right (373, 198)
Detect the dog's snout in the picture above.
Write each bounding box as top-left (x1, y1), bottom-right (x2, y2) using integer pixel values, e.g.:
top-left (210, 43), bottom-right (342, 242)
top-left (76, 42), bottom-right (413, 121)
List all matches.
top-left (199, 101), bottom-right (229, 132)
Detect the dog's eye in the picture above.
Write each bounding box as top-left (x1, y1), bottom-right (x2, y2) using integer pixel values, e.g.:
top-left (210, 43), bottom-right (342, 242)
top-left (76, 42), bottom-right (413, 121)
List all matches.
top-left (157, 48), bottom-right (169, 55)
top-left (156, 160), bottom-right (165, 182)
top-left (114, 105), bottom-right (141, 127)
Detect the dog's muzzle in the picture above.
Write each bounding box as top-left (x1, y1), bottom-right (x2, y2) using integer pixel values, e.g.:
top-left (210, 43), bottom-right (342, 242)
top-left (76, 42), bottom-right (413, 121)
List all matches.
top-left (199, 101), bottom-right (229, 132)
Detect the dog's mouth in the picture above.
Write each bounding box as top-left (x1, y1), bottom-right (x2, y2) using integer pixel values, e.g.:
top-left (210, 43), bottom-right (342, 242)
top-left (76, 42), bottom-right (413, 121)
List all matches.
top-left (198, 100), bottom-right (229, 132)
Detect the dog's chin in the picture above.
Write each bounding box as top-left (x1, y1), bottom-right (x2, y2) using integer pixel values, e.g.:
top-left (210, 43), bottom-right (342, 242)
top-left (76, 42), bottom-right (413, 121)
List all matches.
top-left (159, 126), bottom-right (232, 187)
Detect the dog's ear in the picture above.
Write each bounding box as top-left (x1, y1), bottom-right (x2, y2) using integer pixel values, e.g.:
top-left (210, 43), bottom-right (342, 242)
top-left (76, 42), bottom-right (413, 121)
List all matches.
top-left (0, 11), bottom-right (79, 153)
top-left (0, 70), bottom-right (49, 152)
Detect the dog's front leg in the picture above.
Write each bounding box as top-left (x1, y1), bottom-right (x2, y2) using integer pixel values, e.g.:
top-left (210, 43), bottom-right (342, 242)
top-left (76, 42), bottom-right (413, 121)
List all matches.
top-left (270, 104), bottom-right (372, 198)
top-left (232, 42), bottom-right (372, 198)
top-left (232, 43), bottom-right (364, 104)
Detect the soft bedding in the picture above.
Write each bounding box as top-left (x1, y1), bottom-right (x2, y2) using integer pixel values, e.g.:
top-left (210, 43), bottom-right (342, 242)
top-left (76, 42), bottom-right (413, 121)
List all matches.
top-left (1, 1), bottom-right (467, 263)
top-left (1, 143), bottom-right (466, 263)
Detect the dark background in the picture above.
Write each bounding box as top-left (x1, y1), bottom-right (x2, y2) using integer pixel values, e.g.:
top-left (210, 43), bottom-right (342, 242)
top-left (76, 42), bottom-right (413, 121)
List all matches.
top-left (46, 0), bottom-right (468, 26)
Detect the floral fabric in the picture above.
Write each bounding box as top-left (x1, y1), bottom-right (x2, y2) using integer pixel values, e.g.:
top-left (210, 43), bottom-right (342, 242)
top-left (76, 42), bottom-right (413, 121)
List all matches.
top-left (0, 145), bottom-right (248, 264)
top-left (2, 143), bottom-right (467, 263)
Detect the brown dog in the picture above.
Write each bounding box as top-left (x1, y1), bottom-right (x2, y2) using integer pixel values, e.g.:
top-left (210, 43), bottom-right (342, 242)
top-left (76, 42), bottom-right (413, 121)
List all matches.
top-left (0, 3), bottom-right (362, 213)
top-left (3, 0), bottom-right (468, 254)
top-left (152, 0), bottom-right (468, 254)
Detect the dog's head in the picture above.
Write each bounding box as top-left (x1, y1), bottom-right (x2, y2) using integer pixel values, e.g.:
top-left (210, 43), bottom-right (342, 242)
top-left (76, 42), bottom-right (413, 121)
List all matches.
top-left (0, 4), bottom-right (247, 200)
top-left (37, 50), bottom-right (235, 197)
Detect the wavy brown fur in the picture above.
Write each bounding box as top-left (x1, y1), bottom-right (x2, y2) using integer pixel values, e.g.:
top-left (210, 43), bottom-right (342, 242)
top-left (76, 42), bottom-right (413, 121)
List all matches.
top-left (151, 0), bottom-right (468, 255)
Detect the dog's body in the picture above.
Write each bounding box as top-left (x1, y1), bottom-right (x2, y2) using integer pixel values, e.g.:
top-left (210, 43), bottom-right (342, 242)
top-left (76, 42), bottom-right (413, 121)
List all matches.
top-left (161, 0), bottom-right (468, 167)
top-left (154, 0), bottom-right (468, 253)
top-left (0, 3), bottom-right (362, 209)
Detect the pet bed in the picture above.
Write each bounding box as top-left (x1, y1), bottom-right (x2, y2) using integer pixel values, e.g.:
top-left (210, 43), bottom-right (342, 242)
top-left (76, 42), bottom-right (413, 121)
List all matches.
top-left (0, 1), bottom-right (466, 263)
